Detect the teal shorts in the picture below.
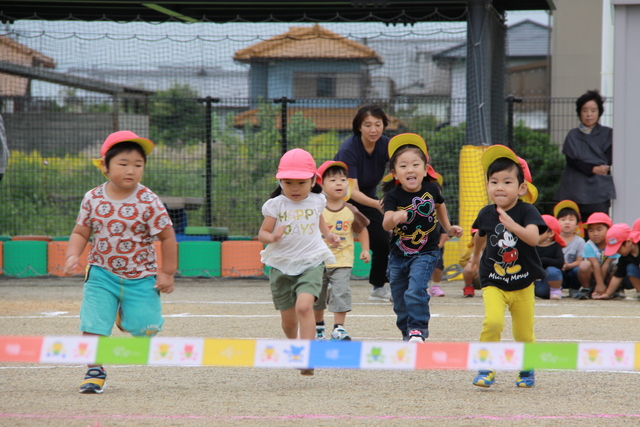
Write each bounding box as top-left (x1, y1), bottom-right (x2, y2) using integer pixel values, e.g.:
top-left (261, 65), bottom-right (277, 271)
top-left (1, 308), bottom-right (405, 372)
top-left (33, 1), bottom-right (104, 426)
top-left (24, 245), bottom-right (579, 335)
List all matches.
top-left (79, 266), bottom-right (164, 337)
top-left (269, 264), bottom-right (325, 311)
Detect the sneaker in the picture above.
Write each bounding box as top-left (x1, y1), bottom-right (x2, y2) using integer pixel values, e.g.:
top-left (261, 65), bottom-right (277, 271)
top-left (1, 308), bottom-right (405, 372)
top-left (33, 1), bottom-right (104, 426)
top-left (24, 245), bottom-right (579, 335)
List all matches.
top-left (549, 288), bottom-right (562, 300)
top-left (430, 285), bottom-right (445, 297)
top-left (408, 329), bottom-right (425, 343)
top-left (568, 288), bottom-right (580, 298)
top-left (331, 326), bottom-right (351, 341)
top-left (472, 370), bottom-right (495, 388)
top-left (369, 286), bottom-right (392, 302)
top-left (315, 325), bottom-right (326, 340)
top-left (576, 287), bottom-right (591, 300)
top-left (463, 285), bottom-right (475, 298)
top-left (515, 370), bottom-right (535, 388)
top-left (79, 367), bottom-right (106, 394)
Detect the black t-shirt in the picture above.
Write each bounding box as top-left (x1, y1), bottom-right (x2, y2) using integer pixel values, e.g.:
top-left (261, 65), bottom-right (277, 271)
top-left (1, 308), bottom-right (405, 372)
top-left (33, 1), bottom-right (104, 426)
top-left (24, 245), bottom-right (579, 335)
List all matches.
top-left (334, 134), bottom-right (390, 199)
top-left (535, 243), bottom-right (564, 269)
top-left (383, 180), bottom-right (445, 257)
top-left (472, 201), bottom-right (547, 291)
top-left (613, 250), bottom-right (640, 278)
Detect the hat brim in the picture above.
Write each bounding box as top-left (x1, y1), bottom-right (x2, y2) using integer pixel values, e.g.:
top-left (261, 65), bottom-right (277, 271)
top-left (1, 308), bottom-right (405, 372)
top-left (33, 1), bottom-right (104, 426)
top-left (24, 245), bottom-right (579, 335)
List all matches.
top-left (554, 234), bottom-right (567, 247)
top-left (102, 136), bottom-right (155, 157)
top-left (604, 240), bottom-right (623, 257)
top-left (276, 171), bottom-right (316, 180)
top-left (481, 145), bottom-right (519, 172)
top-left (553, 200), bottom-right (580, 218)
top-left (316, 160), bottom-right (348, 185)
top-left (520, 182), bottom-right (538, 204)
top-left (388, 133), bottom-right (427, 158)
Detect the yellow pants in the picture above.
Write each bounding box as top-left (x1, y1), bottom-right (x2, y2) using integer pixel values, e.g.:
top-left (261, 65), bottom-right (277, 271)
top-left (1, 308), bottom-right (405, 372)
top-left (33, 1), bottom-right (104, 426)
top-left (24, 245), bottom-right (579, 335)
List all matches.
top-left (480, 284), bottom-right (535, 343)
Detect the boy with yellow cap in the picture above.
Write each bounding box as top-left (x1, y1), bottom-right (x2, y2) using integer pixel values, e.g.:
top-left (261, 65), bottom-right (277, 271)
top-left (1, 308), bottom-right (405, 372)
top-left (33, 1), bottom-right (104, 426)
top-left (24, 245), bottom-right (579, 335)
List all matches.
top-left (64, 130), bottom-right (177, 393)
top-left (468, 145), bottom-right (546, 388)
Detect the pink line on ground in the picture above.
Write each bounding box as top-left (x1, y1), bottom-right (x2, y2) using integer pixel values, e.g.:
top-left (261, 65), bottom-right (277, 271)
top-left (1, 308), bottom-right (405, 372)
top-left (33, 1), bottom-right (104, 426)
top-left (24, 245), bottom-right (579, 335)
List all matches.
top-left (3, 413), bottom-right (640, 421)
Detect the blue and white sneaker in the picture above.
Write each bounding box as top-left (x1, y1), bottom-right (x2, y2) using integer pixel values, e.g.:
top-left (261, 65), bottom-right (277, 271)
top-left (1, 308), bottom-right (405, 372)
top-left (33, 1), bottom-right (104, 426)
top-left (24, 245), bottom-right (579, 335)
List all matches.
top-left (315, 325), bottom-right (326, 340)
top-left (331, 326), bottom-right (351, 341)
top-left (515, 370), bottom-right (535, 388)
top-left (472, 370), bottom-right (495, 388)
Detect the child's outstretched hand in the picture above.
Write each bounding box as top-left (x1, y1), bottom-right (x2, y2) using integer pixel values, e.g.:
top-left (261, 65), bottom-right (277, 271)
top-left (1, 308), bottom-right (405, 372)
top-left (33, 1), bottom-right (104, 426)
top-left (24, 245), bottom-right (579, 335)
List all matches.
top-left (496, 207), bottom-right (517, 231)
top-left (271, 225), bottom-right (287, 242)
top-left (392, 210), bottom-right (408, 225)
top-left (63, 255), bottom-right (79, 276)
top-left (326, 232), bottom-right (341, 248)
top-left (360, 250), bottom-right (371, 264)
top-left (447, 225), bottom-right (463, 238)
top-left (155, 271), bottom-right (175, 294)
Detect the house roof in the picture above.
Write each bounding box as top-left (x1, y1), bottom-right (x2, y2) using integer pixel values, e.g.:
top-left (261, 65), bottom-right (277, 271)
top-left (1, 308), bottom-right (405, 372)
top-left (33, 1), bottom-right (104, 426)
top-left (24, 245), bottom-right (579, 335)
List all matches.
top-left (0, 36), bottom-right (56, 68)
top-left (234, 24), bottom-right (383, 65)
top-left (434, 19), bottom-right (550, 60)
top-left (234, 107), bottom-right (400, 132)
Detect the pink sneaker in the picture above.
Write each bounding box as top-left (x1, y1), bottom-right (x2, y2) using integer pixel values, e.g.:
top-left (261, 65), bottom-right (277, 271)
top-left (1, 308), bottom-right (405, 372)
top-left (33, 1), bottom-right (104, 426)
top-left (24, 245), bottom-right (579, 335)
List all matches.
top-left (430, 285), bottom-right (445, 297)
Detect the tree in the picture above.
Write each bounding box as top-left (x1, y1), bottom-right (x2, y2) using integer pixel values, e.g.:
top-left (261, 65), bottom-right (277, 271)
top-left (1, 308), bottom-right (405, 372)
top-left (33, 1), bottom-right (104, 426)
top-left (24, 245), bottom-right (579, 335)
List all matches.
top-left (149, 84), bottom-right (205, 146)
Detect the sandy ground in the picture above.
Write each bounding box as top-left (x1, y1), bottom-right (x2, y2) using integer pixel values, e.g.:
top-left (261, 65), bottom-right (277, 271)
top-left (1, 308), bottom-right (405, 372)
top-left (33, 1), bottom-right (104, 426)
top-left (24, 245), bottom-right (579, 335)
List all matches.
top-left (2, 276), bottom-right (640, 426)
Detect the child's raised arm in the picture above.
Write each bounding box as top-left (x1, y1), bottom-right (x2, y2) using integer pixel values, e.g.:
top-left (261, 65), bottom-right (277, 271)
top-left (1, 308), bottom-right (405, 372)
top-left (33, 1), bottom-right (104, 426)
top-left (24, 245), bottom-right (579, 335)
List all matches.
top-left (496, 207), bottom-right (539, 247)
top-left (435, 203), bottom-right (463, 238)
top-left (64, 224), bottom-right (92, 275)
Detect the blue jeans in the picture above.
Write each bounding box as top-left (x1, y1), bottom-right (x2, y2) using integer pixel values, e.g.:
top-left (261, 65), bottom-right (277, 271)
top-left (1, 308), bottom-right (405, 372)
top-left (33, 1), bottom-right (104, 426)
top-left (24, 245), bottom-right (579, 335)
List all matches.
top-left (534, 266), bottom-right (563, 299)
top-left (387, 251), bottom-right (439, 339)
top-left (562, 266), bottom-right (580, 290)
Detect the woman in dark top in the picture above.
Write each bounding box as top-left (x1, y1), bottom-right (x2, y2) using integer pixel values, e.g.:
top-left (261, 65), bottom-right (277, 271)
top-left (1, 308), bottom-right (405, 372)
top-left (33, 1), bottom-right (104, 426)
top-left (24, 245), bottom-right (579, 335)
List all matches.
top-left (556, 90), bottom-right (615, 221)
top-left (334, 105), bottom-right (391, 301)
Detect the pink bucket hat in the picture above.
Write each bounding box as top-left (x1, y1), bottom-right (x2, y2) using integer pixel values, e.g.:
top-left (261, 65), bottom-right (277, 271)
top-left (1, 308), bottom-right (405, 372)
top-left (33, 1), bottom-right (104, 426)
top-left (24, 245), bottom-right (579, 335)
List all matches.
top-left (276, 148), bottom-right (317, 180)
top-left (584, 212), bottom-right (613, 228)
top-left (92, 130), bottom-right (155, 177)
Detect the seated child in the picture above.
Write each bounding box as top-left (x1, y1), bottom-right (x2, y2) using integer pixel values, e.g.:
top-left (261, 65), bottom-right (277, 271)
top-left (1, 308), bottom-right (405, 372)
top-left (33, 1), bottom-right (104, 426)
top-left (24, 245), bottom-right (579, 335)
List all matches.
top-left (534, 215), bottom-right (566, 300)
top-left (458, 228), bottom-right (482, 297)
top-left (553, 200), bottom-right (585, 296)
top-left (577, 213), bottom-right (619, 299)
top-left (594, 221), bottom-right (640, 299)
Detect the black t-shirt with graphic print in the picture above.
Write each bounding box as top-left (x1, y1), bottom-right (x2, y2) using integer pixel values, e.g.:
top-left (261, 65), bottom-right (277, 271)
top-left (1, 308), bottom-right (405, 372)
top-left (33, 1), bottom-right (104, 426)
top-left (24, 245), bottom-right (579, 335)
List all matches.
top-left (383, 180), bottom-right (444, 257)
top-left (472, 200), bottom-right (547, 291)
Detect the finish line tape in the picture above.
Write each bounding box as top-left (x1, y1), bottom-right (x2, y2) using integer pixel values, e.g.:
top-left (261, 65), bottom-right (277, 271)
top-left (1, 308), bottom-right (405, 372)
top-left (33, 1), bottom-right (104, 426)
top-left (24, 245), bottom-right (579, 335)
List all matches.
top-left (1, 335), bottom-right (638, 371)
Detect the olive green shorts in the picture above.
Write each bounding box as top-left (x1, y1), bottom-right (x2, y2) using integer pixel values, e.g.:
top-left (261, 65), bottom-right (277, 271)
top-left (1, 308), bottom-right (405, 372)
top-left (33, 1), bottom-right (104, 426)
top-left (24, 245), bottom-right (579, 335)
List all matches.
top-left (269, 264), bottom-right (325, 311)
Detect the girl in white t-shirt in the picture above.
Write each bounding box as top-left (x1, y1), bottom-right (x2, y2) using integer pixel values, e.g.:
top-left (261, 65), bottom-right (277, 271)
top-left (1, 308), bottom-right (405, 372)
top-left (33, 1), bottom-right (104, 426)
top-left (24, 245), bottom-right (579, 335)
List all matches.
top-left (258, 149), bottom-right (340, 375)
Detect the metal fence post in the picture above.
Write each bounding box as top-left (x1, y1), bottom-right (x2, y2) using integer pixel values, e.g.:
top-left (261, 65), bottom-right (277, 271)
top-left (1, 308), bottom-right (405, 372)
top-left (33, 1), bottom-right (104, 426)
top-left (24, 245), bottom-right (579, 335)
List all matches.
top-left (198, 96), bottom-right (220, 227)
top-left (273, 96), bottom-right (295, 155)
top-left (505, 94), bottom-right (522, 149)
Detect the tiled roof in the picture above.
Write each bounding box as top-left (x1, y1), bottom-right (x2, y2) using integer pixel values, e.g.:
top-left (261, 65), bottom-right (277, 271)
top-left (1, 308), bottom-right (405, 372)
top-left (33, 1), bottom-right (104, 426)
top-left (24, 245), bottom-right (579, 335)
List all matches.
top-left (0, 36), bottom-right (56, 68)
top-left (234, 24), bottom-right (382, 65)
top-left (234, 107), bottom-right (399, 132)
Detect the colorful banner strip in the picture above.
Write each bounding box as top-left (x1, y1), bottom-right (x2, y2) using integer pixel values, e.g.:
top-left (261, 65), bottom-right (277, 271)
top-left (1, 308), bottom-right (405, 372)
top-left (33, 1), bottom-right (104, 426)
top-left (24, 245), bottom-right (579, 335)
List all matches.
top-left (1, 336), bottom-right (639, 371)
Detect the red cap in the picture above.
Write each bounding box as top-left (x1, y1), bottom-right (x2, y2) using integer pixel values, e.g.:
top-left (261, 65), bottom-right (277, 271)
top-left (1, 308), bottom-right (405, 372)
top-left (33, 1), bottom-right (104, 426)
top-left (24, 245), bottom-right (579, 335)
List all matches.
top-left (100, 130), bottom-right (154, 157)
top-left (541, 214), bottom-right (566, 247)
top-left (276, 148), bottom-right (317, 180)
top-left (316, 160), bottom-right (347, 185)
top-left (605, 223), bottom-right (640, 256)
top-left (584, 212), bottom-right (613, 228)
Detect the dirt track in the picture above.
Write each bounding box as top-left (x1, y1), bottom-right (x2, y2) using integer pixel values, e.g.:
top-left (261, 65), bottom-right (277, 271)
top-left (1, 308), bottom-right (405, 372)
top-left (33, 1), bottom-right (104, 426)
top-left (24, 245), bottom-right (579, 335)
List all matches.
top-left (2, 277), bottom-right (640, 426)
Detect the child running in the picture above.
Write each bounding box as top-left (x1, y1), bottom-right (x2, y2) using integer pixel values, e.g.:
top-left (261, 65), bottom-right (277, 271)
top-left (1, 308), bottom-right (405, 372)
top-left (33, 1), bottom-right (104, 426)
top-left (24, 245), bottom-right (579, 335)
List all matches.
top-left (381, 133), bottom-right (462, 342)
top-left (64, 130), bottom-right (177, 394)
top-left (469, 145), bottom-right (546, 388)
top-left (258, 148), bottom-right (340, 375)
top-left (313, 160), bottom-right (371, 341)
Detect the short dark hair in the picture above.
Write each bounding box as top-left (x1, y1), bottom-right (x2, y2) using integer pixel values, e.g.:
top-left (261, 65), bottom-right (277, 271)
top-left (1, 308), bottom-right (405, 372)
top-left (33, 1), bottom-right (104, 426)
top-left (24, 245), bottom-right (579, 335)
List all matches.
top-left (352, 105), bottom-right (389, 136)
top-left (322, 165), bottom-right (348, 181)
top-left (576, 89), bottom-right (605, 119)
top-left (486, 157), bottom-right (524, 185)
top-left (557, 207), bottom-right (581, 222)
top-left (104, 141), bottom-right (147, 168)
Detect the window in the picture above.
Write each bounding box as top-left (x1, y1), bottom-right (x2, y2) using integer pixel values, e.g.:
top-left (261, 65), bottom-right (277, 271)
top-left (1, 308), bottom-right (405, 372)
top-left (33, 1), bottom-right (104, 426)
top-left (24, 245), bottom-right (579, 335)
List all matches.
top-left (293, 72), bottom-right (362, 98)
